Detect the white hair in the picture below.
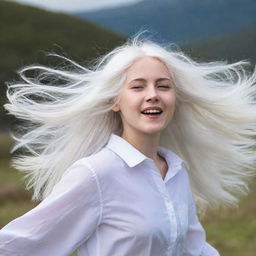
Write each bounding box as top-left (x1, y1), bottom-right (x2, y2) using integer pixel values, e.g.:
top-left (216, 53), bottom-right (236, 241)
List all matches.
top-left (4, 35), bottom-right (256, 211)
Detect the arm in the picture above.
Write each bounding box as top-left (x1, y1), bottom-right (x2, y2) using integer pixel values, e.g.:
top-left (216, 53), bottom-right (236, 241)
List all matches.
top-left (182, 171), bottom-right (220, 256)
top-left (0, 159), bottom-right (102, 256)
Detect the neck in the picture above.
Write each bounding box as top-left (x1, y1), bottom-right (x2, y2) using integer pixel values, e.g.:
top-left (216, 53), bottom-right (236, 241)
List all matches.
top-left (121, 131), bottom-right (161, 162)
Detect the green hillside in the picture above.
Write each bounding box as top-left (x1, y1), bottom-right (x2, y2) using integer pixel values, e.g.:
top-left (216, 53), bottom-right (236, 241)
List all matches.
top-left (0, 1), bottom-right (125, 129)
top-left (183, 27), bottom-right (256, 64)
top-left (1, 1), bottom-right (255, 130)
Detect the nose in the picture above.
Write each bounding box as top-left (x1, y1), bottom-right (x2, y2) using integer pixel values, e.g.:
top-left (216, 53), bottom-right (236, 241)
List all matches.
top-left (145, 86), bottom-right (159, 102)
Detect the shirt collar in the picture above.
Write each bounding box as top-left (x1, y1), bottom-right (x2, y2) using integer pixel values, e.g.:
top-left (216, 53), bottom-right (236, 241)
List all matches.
top-left (106, 134), bottom-right (148, 167)
top-left (106, 134), bottom-right (185, 180)
top-left (157, 146), bottom-right (185, 181)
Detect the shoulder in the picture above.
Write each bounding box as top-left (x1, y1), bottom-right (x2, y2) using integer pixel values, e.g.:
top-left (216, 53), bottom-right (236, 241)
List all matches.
top-left (61, 147), bottom-right (126, 200)
top-left (63, 146), bottom-right (122, 180)
top-left (49, 153), bottom-right (106, 199)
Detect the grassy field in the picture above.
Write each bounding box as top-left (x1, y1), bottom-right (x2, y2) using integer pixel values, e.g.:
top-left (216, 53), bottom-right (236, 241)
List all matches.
top-left (0, 133), bottom-right (255, 255)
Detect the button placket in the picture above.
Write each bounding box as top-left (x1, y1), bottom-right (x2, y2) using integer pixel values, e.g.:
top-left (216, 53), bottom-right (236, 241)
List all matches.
top-left (147, 162), bottom-right (178, 254)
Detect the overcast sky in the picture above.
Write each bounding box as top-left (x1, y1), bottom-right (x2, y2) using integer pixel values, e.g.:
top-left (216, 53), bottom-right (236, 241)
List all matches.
top-left (8, 0), bottom-right (143, 12)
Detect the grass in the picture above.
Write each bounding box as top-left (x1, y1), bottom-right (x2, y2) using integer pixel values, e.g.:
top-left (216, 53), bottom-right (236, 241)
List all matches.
top-left (201, 178), bottom-right (256, 256)
top-left (0, 133), bottom-right (255, 256)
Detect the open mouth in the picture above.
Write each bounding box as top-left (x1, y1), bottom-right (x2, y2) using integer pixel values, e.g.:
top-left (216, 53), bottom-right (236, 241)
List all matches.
top-left (141, 110), bottom-right (163, 116)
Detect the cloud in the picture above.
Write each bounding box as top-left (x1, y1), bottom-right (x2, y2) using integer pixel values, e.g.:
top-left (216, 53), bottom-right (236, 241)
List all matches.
top-left (8, 0), bottom-right (143, 12)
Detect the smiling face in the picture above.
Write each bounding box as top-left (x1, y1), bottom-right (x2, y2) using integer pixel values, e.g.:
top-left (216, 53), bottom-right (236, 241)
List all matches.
top-left (112, 56), bottom-right (176, 140)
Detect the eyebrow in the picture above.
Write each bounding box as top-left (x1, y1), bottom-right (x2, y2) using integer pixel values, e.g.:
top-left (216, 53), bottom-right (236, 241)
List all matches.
top-left (129, 78), bottom-right (171, 83)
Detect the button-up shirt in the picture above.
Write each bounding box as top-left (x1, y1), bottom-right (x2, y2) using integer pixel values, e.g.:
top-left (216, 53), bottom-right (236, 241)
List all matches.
top-left (0, 134), bottom-right (220, 256)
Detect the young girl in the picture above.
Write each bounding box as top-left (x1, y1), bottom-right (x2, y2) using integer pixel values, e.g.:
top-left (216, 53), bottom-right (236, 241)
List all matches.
top-left (1, 35), bottom-right (256, 256)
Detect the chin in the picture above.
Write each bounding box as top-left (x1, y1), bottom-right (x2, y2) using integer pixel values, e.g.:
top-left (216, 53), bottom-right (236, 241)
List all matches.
top-left (140, 128), bottom-right (164, 136)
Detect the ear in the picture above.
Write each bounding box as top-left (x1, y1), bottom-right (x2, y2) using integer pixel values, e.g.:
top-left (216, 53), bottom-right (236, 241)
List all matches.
top-left (112, 104), bottom-right (120, 112)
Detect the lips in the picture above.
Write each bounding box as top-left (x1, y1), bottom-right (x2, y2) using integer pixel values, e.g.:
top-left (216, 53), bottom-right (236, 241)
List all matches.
top-left (141, 106), bottom-right (163, 115)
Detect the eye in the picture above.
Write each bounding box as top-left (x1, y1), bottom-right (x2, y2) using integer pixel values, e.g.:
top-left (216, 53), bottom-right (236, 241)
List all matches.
top-left (131, 86), bottom-right (143, 89)
top-left (158, 85), bottom-right (171, 89)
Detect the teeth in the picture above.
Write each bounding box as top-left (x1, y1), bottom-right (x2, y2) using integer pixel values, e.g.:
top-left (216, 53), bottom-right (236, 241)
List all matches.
top-left (143, 109), bottom-right (162, 114)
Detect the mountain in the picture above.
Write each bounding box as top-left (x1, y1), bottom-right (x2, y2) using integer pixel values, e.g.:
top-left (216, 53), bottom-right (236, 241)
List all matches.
top-left (75, 0), bottom-right (256, 44)
top-left (183, 27), bottom-right (256, 64)
top-left (1, 1), bottom-right (255, 130)
top-left (0, 1), bottom-right (125, 129)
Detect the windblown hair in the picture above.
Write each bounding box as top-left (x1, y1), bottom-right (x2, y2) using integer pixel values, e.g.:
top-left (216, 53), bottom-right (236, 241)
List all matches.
top-left (4, 34), bottom-right (256, 210)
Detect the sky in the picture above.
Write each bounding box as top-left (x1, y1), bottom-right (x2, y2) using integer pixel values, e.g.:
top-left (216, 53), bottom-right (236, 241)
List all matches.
top-left (8, 0), bottom-right (143, 12)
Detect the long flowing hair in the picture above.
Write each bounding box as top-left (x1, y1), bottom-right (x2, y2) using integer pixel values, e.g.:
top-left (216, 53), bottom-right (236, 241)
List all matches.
top-left (4, 34), bottom-right (256, 210)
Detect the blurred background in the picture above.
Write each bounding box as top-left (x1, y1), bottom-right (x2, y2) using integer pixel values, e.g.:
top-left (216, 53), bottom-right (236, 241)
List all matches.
top-left (0, 0), bottom-right (255, 255)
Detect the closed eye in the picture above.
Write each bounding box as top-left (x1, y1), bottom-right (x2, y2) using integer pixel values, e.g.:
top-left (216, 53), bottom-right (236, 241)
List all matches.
top-left (131, 85), bottom-right (172, 89)
top-left (131, 86), bottom-right (143, 89)
top-left (158, 85), bottom-right (171, 89)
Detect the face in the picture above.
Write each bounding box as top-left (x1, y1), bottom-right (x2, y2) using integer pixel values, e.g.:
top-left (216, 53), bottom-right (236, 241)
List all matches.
top-left (112, 56), bottom-right (176, 139)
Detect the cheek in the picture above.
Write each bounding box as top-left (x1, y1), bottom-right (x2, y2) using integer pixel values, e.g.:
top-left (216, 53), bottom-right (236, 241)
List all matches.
top-left (119, 94), bottom-right (141, 112)
top-left (163, 95), bottom-right (176, 118)
top-left (164, 93), bottom-right (176, 107)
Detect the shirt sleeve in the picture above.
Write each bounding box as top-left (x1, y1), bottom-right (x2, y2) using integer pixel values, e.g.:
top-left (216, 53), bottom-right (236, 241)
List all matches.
top-left (0, 159), bottom-right (102, 256)
top-left (181, 171), bottom-right (220, 256)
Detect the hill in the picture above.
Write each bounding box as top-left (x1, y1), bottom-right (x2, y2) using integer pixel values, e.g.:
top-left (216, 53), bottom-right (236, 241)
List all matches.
top-left (183, 27), bottom-right (256, 64)
top-left (1, 1), bottom-right (255, 130)
top-left (0, 1), bottom-right (125, 130)
top-left (75, 0), bottom-right (256, 44)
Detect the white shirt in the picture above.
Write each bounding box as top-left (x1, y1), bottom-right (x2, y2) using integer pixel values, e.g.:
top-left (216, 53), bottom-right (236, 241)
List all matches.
top-left (0, 134), bottom-right (220, 256)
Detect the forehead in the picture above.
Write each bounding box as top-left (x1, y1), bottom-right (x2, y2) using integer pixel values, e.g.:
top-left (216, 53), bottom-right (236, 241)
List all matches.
top-left (125, 56), bottom-right (170, 81)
